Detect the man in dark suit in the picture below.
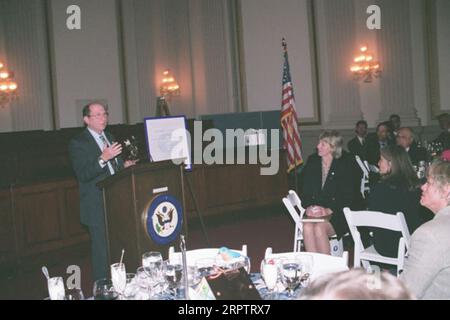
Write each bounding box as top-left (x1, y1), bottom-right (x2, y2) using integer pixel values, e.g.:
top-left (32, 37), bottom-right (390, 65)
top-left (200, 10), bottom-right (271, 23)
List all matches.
top-left (69, 102), bottom-right (137, 281)
top-left (433, 113), bottom-right (450, 151)
top-left (396, 127), bottom-right (428, 166)
top-left (366, 121), bottom-right (394, 167)
top-left (347, 120), bottom-right (368, 160)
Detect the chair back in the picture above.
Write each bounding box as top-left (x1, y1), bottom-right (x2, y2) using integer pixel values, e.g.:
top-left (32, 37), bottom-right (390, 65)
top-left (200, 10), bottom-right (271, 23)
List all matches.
top-left (355, 155), bottom-right (370, 198)
top-left (343, 207), bottom-right (411, 274)
top-left (282, 190), bottom-right (306, 252)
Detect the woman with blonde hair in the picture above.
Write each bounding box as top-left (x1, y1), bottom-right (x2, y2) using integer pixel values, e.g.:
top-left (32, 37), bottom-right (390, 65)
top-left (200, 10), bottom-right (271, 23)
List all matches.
top-left (300, 131), bottom-right (357, 254)
top-left (401, 159), bottom-right (450, 299)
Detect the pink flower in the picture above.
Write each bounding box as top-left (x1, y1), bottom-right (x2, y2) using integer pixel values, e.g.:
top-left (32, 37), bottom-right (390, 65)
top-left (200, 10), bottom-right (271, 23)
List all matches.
top-left (441, 149), bottom-right (450, 161)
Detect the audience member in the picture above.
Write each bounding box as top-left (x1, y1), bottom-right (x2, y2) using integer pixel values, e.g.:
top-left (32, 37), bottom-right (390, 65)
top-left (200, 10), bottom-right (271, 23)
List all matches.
top-left (366, 121), bottom-right (395, 167)
top-left (433, 113), bottom-right (450, 151)
top-left (300, 131), bottom-right (356, 254)
top-left (367, 145), bottom-right (423, 259)
top-left (396, 127), bottom-right (428, 166)
top-left (401, 159), bottom-right (450, 299)
top-left (300, 268), bottom-right (415, 300)
top-left (347, 120), bottom-right (368, 161)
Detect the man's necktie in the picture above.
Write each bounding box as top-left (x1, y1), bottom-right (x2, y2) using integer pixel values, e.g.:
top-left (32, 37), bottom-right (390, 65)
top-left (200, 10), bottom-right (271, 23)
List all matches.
top-left (99, 134), bottom-right (119, 173)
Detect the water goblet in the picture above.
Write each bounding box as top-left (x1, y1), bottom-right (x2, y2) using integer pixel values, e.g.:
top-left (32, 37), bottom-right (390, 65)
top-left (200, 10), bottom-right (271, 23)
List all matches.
top-left (163, 260), bottom-right (183, 299)
top-left (122, 273), bottom-right (139, 300)
top-left (142, 251), bottom-right (163, 281)
top-left (298, 254), bottom-right (313, 288)
top-left (280, 258), bottom-right (302, 298)
top-left (93, 278), bottom-right (119, 300)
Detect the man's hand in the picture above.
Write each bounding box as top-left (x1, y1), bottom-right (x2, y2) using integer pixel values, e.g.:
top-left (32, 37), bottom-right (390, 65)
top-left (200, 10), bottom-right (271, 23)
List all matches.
top-left (124, 159), bottom-right (139, 168)
top-left (101, 142), bottom-right (122, 161)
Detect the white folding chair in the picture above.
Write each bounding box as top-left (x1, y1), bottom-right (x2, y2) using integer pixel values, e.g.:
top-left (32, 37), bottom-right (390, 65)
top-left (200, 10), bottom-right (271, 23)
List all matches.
top-left (282, 190), bottom-right (344, 256)
top-left (168, 245), bottom-right (248, 267)
top-left (264, 247), bottom-right (349, 281)
top-left (355, 155), bottom-right (370, 198)
top-left (343, 207), bottom-right (410, 276)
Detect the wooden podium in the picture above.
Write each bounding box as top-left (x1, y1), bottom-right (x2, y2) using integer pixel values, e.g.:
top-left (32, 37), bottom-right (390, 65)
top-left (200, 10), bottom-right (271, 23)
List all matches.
top-left (97, 160), bottom-right (187, 272)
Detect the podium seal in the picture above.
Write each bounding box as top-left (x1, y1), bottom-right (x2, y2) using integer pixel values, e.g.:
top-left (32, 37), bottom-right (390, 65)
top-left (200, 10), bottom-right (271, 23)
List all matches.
top-left (142, 194), bottom-right (183, 245)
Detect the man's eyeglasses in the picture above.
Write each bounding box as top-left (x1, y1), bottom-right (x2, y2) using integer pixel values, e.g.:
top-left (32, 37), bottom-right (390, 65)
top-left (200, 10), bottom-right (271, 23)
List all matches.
top-left (89, 112), bottom-right (109, 118)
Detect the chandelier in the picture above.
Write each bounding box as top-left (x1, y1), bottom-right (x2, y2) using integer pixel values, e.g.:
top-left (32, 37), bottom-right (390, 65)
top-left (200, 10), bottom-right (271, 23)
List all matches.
top-left (350, 45), bottom-right (381, 83)
top-left (160, 69), bottom-right (180, 98)
top-left (156, 69), bottom-right (180, 116)
top-left (0, 61), bottom-right (18, 107)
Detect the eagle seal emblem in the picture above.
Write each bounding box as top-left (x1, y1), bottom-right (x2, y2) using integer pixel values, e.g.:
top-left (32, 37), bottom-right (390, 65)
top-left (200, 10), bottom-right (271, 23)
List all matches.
top-left (142, 194), bottom-right (183, 245)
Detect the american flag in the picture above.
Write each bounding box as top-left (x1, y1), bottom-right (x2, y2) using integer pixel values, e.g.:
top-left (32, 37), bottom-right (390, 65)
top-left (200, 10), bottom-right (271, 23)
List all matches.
top-left (281, 38), bottom-right (303, 173)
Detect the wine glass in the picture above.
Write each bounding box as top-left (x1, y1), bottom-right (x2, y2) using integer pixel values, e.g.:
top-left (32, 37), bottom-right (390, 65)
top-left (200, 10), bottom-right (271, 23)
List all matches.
top-left (136, 266), bottom-right (152, 299)
top-left (64, 288), bottom-right (85, 300)
top-left (298, 254), bottom-right (313, 288)
top-left (110, 262), bottom-right (126, 297)
top-left (261, 258), bottom-right (279, 300)
top-left (280, 258), bottom-right (302, 298)
top-left (93, 278), bottom-right (119, 300)
top-left (163, 260), bottom-right (183, 299)
top-left (47, 276), bottom-right (65, 300)
top-left (142, 251), bottom-right (163, 281)
top-left (122, 273), bottom-right (139, 300)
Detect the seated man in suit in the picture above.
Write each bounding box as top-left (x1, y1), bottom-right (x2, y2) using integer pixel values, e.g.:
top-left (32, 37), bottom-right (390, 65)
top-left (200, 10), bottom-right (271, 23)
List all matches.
top-left (347, 120), bottom-right (368, 161)
top-left (433, 113), bottom-right (450, 151)
top-left (396, 127), bottom-right (428, 166)
top-left (366, 121), bottom-right (395, 167)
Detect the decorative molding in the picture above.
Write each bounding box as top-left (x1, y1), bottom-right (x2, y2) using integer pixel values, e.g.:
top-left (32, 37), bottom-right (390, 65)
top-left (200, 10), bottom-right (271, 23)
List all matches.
top-left (2, 0), bottom-right (53, 131)
top-left (377, 0), bottom-right (420, 125)
top-left (319, 0), bottom-right (362, 128)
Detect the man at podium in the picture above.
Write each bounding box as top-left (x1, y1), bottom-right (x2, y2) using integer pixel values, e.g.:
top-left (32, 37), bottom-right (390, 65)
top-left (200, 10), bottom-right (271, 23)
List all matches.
top-left (69, 102), bottom-right (137, 281)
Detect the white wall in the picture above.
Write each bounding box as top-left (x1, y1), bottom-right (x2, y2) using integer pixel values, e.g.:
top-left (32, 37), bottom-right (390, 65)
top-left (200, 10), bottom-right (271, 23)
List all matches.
top-left (239, 0), bottom-right (318, 122)
top-left (49, 0), bottom-right (124, 128)
top-left (436, 0), bottom-right (450, 111)
top-left (0, 0), bottom-right (447, 133)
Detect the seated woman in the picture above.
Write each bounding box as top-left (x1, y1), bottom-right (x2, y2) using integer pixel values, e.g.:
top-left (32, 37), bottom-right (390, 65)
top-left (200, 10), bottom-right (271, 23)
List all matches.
top-left (401, 159), bottom-right (450, 299)
top-left (367, 145), bottom-right (423, 258)
top-left (301, 131), bottom-right (356, 254)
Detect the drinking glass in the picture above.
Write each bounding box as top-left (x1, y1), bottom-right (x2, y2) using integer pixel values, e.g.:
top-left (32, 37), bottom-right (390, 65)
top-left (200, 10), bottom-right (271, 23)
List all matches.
top-left (142, 251), bottom-right (163, 281)
top-left (122, 273), bottom-right (139, 300)
top-left (298, 254), bottom-right (313, 288)
top-left (64, 288), bottom-right (85, 300)
top-left (93, 278), bottom-right (119, 300)
top-left (48, 276), bottom-right (65, 300)
top-left (261, 258), bottom-right (279, 299)
top-left (280, 258), bottom-right (302, 298)
top-left (111, 263), bottom-right (126, 296)
top-left (163, 260), bottom-right (183, 299)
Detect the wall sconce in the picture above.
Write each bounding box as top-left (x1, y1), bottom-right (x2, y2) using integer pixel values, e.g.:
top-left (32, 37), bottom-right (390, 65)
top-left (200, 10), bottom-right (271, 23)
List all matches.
top-left (156, 69), bottom-right (180, 117)
top-left (0, 61), bottom-right (18, 108)
top-left (350, 45), bottom-right (381, 83)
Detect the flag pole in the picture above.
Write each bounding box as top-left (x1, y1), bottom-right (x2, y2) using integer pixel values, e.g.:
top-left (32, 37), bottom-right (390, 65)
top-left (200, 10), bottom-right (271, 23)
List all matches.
top-left (282, 38), bottom-right (301, 195)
